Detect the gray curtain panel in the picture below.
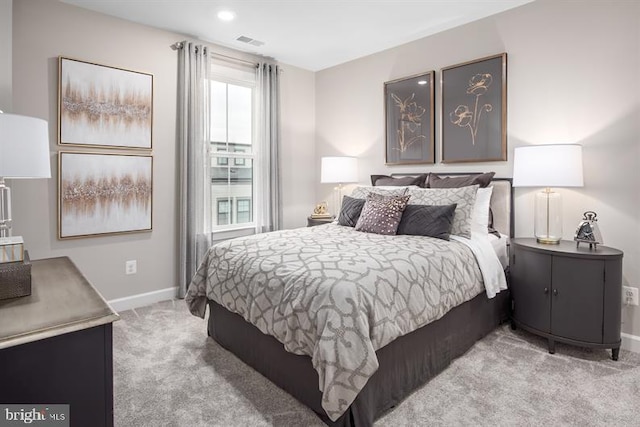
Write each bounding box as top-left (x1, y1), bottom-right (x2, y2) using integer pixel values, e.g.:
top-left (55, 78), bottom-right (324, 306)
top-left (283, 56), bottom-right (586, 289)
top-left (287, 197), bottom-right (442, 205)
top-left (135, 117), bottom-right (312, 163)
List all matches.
top-left (255, 62), bottom-right (282, 233)
top-left (178, 41), bottom-right (212, 298)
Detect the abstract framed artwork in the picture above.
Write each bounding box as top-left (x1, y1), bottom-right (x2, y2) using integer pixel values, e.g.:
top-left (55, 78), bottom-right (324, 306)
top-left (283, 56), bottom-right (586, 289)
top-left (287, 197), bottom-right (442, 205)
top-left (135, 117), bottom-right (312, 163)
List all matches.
top-left (58, 152), bottom-right (153, 239)
top-left (384, 71), bottom-right (435, 165)
top-left (441, 53), bottom-right (507, 163)
top-left (58, 56), bottom-right (153, 149)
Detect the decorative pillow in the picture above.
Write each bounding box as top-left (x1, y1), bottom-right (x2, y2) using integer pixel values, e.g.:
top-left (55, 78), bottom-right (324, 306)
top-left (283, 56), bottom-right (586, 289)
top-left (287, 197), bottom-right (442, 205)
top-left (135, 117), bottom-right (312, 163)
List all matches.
top-left (397, 204), bottom-right (457, 240)
top-left (354, 193), bottom-right (410, 235)
top-left (350, 185), bottom-right (409, 200)
top-left (406, 185), bottom-right (478, 238)
top-left (371, 174), bottom-right (428, 187)
top-left (428, 172), bottom-right (495, 188)
top-left (337, 196), bottom-right (366, 227)
top-left (471, 187), bottom-right (494, 235)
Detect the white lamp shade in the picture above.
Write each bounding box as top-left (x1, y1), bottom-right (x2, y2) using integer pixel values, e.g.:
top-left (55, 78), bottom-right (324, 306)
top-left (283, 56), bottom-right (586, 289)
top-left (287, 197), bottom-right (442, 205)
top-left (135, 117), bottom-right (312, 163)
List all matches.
top-left (512, 144), bottom-right (583, 187)
top-left (320, 156), bottom-right (358, 184)
top-left (0, 113), bottom-right (51, 179)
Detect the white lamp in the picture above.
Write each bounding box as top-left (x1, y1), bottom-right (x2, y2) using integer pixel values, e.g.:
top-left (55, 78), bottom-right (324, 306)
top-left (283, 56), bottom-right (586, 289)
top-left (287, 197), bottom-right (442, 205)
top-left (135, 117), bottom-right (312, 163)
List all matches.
top-left (0, 113), bottom-right (51, 238)
top-left (320, 156), bottom-right (358, 215)
top-left (513, 144), bottom-right (583, 244)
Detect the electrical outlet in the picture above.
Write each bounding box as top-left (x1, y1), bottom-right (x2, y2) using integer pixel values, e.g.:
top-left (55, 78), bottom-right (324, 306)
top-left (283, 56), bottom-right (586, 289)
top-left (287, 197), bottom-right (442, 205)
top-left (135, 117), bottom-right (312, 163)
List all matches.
top-left (623, 286), bottom-right (639, 306)
top-left (125, 260), bottom-right (137, 275)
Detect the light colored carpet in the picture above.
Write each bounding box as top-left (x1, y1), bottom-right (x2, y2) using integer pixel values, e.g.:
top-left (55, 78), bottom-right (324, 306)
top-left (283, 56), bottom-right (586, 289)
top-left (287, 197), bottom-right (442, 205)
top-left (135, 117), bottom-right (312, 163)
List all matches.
top-left (113, 300), bottom-right (640, 426)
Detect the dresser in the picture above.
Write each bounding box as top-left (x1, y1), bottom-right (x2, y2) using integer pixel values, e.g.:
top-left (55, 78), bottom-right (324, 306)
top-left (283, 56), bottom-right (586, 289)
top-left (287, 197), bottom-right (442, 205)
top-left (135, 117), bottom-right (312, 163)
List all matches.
top-left (0, 257), bottom-right (119, 426)
top-left (510, 238), bottom-right (623, 360)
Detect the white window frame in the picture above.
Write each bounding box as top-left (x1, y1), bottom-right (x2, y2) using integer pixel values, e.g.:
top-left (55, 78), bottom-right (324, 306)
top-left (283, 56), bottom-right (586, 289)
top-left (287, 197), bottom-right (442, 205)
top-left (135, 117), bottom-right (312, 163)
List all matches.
top-left (209, 72), bottom-right (257, 235)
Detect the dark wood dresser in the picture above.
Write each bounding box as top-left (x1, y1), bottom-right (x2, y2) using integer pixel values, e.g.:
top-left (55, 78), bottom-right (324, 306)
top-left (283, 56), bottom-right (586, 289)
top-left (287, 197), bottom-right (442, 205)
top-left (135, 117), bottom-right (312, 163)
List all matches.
top-left (0, 257), bottom-right (119, 426)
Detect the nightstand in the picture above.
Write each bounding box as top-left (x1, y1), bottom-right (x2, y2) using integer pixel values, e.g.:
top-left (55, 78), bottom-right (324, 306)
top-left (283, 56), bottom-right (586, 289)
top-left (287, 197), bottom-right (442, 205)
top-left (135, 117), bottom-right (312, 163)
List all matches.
top-left (307, 216), bottom-right (335, 227)
top-left (510, 238), bottom-right (623, 360)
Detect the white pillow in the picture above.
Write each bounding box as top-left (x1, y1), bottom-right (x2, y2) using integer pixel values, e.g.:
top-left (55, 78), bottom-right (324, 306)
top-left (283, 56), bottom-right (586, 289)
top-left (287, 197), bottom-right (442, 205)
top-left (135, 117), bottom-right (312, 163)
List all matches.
top-left (471, 186), bottom-right (494, 235)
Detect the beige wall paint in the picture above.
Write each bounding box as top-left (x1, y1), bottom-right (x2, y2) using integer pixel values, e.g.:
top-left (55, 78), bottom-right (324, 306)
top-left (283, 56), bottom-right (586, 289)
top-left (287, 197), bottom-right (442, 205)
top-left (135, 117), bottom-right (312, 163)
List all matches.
top-left (11, 0), bottom-right (316, 300)
top-left (315, 0), bottom-right (640, 335)
top-left (0, 0), bottom-right (11, 111)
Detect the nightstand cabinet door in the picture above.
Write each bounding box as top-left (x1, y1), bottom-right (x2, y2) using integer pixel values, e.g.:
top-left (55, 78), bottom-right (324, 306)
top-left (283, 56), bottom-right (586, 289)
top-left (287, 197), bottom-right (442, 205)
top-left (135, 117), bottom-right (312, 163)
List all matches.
top-left (511, 245), bottom-right (552, 333)
top-left (551, 257), bottom-right (603, 343)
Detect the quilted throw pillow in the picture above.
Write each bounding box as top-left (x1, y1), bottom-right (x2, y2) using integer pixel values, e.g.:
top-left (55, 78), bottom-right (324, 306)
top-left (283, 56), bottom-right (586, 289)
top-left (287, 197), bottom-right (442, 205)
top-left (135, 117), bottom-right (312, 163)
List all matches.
top-left (354, 193), bottom-right (410, 235)
top-left (406, 185), bottom-right (478, 238)
top-left (350, 185), bottom-right (409, 200)
top-left (396, 204), bottom-right (457, 240)
top-left (337, 196), bottom-right (366, 227)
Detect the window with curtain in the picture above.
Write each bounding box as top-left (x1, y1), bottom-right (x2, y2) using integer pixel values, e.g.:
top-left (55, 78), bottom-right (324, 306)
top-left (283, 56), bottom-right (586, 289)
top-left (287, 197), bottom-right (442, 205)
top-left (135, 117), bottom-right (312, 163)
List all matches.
top-left (209, 63), bottom-right (256, 232)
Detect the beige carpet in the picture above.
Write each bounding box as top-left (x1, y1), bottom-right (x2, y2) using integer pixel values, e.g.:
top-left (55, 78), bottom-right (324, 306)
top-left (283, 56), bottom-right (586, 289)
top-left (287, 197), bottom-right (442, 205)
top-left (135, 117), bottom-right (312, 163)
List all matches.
top-left (113, 300), bottom-right (640, 426)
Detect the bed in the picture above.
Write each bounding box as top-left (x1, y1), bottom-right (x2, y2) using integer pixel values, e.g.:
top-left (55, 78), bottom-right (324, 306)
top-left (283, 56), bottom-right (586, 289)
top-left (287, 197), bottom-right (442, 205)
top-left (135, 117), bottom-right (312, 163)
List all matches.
top-left (186, 173), bottom-right (513, 426)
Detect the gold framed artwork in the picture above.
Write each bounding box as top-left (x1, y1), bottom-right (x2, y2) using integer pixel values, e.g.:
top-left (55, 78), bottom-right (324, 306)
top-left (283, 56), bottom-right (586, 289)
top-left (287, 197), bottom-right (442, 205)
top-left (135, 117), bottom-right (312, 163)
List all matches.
top-left (384, 71), bottom-right (435, 165)
top-left (441, 53), bottom-right (507, 163)
top-left (58, 56), bottom-right (153, 149)
top-left (58, 152), bottom-right (153, 239)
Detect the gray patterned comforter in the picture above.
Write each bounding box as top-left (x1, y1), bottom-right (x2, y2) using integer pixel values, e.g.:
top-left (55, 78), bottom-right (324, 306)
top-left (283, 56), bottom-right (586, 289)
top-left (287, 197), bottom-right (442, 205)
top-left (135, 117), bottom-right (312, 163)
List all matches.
top-left (185, 224), bottom-right (484, 421)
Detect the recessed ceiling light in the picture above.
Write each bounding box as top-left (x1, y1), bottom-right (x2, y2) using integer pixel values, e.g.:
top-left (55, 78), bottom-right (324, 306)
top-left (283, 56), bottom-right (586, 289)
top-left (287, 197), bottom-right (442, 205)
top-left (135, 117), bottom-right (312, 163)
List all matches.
top-left (217, 10), bottom-right (235, 21)
top-left (417, 80), bottom-right (428, 85)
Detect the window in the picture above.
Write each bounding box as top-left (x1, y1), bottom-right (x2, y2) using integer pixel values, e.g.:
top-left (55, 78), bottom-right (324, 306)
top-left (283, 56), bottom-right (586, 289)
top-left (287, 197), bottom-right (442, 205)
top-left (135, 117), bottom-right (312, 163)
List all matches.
top-left (237, 198), bottom-right (251, 224)
top-left (209, 64), bottom-right (256, 232)
top-left (217, 199), bottom-right (230, 225)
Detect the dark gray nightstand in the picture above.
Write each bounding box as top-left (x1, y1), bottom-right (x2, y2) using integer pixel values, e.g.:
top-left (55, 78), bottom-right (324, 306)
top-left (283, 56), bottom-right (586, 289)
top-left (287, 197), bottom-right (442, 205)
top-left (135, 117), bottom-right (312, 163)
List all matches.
top-left (510, 238), bottom-right (623, 360)
top-left (307, 216), bottom-right (335, 227)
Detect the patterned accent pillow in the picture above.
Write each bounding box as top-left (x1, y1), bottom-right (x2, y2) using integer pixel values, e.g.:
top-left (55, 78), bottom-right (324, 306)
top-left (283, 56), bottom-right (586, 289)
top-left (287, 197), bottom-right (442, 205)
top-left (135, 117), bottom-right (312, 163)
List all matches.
top-left (337, 196), bottom-right (366, 227)
top-left (354, 193), bottom-right (410, 235)
top-left (350, 186), bottom-right (409, 200)
top-left (406, 185), bottom-right (478, 238)
top-left (396, 204), bottom-right (457, 240)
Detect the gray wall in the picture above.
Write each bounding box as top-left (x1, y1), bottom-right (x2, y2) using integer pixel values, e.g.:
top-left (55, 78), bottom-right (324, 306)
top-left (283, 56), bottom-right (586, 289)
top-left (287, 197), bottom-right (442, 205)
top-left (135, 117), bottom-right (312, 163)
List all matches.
top-left (0, 0), bottom-right (11, 111)
top-left (10, 0), bottom-right (316, 301)
top-left (315, 0), bottom-right (640, 335)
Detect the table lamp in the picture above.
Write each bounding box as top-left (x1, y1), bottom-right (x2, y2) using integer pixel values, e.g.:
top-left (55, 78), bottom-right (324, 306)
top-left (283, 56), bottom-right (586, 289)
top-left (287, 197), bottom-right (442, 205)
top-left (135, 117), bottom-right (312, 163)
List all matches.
top-left (513, 144), bottom-right (583, 244)
top-left (0, 113), bottom-right (51, 238)
top-left (320, 156), bottom-right (358, 215)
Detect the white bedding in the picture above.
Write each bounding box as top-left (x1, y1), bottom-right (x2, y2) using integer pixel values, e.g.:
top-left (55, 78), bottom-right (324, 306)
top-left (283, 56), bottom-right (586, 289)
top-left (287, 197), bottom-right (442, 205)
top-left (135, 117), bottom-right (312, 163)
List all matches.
top-left (451, 232), bottom-right (508, 299)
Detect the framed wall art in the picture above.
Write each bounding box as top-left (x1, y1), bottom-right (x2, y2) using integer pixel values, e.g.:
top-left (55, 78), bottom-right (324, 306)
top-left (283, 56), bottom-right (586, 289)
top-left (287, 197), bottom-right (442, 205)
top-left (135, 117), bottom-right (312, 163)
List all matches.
top-left (58, 152), bottom-right (153, 239)
top-left (441, 53), bottom-right (507, 163)
top-left (384, 71), bottom-right (435, 165)
top-left (58, 56), bottom-right (153, 149)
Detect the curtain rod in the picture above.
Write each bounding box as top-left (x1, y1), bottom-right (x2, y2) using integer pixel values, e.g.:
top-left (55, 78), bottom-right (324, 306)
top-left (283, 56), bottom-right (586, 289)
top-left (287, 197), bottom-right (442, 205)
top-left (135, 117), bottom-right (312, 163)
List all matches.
top-left (171, 42), bottom-right (259, 68)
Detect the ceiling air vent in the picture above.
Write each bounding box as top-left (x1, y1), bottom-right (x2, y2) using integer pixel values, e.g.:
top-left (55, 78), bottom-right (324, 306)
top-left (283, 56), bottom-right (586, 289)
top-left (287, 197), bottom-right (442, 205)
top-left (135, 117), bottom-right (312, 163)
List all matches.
top-left (236, 35), bottom-right (265, 47)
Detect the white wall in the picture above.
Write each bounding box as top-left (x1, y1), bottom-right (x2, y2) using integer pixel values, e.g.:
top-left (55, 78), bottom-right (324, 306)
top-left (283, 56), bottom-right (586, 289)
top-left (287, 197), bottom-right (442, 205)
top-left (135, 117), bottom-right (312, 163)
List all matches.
top-left (11, 0), bottom-right (315, 301)
top-left (315, 0), bottom-right (640, 335)
top-left (0, 0), bottom-right (11, 111)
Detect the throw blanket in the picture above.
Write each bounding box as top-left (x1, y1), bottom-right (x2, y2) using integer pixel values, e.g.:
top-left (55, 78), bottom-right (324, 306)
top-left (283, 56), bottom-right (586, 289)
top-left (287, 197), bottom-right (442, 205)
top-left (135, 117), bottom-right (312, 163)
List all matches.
top-left (186, 224), bottom-right (485, 421)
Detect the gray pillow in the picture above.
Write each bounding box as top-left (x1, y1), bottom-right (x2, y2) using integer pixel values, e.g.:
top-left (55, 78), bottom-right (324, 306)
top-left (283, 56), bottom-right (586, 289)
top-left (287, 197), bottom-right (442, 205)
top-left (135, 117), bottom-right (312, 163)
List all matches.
top-left (397, 204), bottom-right (457, 240)
top-left (337, 196), bottom-right (365, 227)
top-left (371, 174), bottom-right (428, 187)
top-left (406, 186), bottom-right (478, 238)
top-left (354, 193), bottom-right (410, 235)
top-left (428, 172), bottom-right (494, 188)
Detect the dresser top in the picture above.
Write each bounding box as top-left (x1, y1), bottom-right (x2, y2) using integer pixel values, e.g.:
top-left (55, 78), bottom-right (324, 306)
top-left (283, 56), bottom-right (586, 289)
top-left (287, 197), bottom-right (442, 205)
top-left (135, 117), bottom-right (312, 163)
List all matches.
top-left (512, 238), bottom-right (623, 258)
top-left (0, 256), bottom-right (119, 350)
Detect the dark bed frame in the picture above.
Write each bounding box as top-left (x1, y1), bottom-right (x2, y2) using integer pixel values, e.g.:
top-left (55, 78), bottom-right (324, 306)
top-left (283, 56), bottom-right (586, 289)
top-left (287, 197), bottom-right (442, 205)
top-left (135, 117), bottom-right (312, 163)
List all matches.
top-left (206, 175), bottom-right (514, 426)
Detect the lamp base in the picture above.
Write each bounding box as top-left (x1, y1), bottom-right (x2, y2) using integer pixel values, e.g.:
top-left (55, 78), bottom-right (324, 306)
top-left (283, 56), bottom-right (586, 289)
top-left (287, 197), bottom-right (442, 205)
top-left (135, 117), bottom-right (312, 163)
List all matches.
top-left (534, 188), bottom-right (562, 244)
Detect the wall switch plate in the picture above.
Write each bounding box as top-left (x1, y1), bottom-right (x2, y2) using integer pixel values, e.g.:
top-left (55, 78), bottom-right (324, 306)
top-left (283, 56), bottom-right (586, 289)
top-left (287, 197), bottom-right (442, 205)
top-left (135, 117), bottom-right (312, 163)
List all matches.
top-left (125, 260), bottom-right (137, 275)
top-left (623, 286), bottom-right (639, 306)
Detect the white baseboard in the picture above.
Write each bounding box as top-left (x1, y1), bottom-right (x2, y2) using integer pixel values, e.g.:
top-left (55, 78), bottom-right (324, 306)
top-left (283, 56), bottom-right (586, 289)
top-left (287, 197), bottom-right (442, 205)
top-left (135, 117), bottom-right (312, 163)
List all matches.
top-left (108, 287), bottom-right (178, 312)
top-left (621, 333), bottom-right (640, 353)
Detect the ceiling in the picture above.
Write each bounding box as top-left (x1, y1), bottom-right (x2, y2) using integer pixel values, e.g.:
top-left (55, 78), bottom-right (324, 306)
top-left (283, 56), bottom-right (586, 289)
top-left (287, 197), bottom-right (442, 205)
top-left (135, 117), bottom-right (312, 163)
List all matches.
top-left (61, 0), bottom-right (533, 71)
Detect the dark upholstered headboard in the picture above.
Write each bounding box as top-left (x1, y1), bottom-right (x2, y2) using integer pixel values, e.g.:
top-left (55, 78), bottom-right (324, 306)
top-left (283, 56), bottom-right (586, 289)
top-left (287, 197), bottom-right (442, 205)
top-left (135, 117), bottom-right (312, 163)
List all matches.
top-left (390, 173), bottom-right (514, 238)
